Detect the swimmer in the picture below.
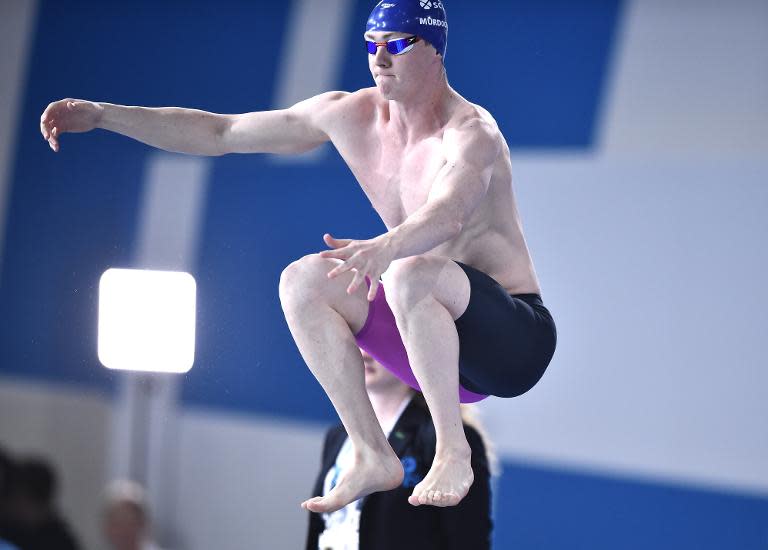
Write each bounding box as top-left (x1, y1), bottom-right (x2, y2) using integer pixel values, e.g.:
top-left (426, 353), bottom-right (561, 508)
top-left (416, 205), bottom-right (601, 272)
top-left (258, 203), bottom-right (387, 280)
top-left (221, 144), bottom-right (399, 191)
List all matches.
top-left (39, 0), bottom-right (556, 514)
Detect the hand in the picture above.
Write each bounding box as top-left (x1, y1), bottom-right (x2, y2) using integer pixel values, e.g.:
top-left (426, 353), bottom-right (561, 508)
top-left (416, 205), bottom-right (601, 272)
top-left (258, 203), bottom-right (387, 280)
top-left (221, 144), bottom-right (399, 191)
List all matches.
top-left (319, 233), bottom-right (396, 301)
top-left (40, 98), bottom-right (104, 152)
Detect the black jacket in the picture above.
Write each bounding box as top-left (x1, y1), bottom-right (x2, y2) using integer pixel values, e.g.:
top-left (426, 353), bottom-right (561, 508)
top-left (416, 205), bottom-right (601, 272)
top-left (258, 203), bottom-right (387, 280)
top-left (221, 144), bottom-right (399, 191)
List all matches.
top-left (305, 399), bottom-right (493, 550)
top-left (0, 515), bottom-right (80, 550)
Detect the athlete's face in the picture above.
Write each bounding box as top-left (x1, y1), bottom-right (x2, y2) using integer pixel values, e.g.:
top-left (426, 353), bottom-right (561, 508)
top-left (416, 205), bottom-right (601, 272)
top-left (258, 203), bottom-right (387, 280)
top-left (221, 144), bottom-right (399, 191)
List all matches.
top-left (365, 31), bottom-right (440, 100)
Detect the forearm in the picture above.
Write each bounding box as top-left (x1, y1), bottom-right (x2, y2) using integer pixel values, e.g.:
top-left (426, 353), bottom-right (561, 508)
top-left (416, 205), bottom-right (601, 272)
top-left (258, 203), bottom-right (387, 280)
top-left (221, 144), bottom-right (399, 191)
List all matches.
top-left (386, 203), bottom-right (462, 260)
top-left (96, 103), bottom-right (228, 156)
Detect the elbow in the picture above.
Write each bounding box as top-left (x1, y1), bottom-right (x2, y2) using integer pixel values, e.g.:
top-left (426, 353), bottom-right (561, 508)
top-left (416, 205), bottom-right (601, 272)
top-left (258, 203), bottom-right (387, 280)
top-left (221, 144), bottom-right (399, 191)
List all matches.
top-left (211, 117), bottom-right (231, 156)
top-left (452, 208), bottom-right (468, 237)
top-left (450, 218), bottom-right (464, 239)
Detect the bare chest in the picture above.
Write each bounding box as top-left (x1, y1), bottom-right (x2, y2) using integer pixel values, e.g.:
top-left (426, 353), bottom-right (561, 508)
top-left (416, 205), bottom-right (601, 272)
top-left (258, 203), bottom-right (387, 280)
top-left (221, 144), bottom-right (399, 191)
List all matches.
top-left (343, 137), bottom-right (447, 228)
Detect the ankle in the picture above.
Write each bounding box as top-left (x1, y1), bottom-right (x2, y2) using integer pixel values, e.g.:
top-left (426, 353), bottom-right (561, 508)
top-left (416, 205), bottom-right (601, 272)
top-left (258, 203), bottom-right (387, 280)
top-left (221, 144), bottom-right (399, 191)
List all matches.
top-left (353, 440), bottom-right (396, 462)
top-left (435, 441), bottom-right (472, 461)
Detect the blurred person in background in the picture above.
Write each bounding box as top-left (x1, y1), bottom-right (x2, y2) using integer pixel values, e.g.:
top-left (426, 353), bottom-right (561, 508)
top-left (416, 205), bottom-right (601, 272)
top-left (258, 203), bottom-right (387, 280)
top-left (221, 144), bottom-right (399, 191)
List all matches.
top-left (103, 480), bottom-right (168, 550)
top-left (306, 349), bottom-right (496, 550)
top-left (0, 447), bottom-right (19, 550)
top-left (0, 456), bottom-right (80, 550)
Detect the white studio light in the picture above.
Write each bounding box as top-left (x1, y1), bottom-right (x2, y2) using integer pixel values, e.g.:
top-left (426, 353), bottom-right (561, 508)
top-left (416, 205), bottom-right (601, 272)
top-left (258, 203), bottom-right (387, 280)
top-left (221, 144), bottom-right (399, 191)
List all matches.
top-left (98, 268), bottom-right (196, 373)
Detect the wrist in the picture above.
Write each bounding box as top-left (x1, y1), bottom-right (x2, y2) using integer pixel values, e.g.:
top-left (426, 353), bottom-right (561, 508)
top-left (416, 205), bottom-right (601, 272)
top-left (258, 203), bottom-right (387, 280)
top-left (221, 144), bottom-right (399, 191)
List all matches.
top-left (382, 228), bottom-right (403, 260)
top-left (94, 102), bottom-right (109, 129)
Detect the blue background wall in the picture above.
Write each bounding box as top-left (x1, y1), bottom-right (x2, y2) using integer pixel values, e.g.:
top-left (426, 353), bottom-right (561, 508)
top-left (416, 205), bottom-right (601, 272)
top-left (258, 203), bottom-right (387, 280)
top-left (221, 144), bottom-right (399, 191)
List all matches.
top-left (1, 0), bottom-right (621, 412)
top-left (1, 1), bottom-right (767, 549)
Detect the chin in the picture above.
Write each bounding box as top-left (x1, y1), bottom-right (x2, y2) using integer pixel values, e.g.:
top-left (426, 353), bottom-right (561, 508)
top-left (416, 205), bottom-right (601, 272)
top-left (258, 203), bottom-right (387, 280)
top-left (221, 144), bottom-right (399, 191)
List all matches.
top-left (375, 79), bottom-right (400, 99)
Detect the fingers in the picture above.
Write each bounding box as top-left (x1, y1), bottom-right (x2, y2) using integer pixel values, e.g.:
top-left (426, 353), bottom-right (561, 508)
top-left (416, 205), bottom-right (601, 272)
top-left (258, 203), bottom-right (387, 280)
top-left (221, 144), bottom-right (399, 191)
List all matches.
top-left (327, 260), bottom-right (353, 279)
top-left (42, 125), bottom-right (59, 152)
top-left (320, 235), bottom-right (355, 261)
top-left (40, 113), bottom-right (52, 140)
top-left (40, 101), bottom-right (59, 138)
top-left (341, 266), bottom-right (380, 299)
top-left (328, 263), bottom-right (379, 299)
top-left (40, 99), bottom-right (70, 151)
top-left (49, 127), bottom-right (59, 152)
top-left (319, 248), bottom-right (349, 261)
top-left (367, 278), bottom-right (379, 301)
top-left (323, 233), bottom-right (352, 249)
top-left (347, 269), bottom-right (364, 295)
top-left (40, 113), bottom-right (58, 151)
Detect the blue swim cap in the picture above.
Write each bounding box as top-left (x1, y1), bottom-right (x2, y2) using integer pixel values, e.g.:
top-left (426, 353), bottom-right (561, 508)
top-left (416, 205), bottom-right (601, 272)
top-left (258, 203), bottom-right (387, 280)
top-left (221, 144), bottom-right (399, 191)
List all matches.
top-left (366, 0), bottom-right (448, 61)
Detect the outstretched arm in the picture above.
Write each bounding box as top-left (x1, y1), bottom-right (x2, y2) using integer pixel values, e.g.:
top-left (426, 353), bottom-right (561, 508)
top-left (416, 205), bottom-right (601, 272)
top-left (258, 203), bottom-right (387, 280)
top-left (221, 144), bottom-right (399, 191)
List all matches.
top-left (40, 91), bottom-right (346, 156)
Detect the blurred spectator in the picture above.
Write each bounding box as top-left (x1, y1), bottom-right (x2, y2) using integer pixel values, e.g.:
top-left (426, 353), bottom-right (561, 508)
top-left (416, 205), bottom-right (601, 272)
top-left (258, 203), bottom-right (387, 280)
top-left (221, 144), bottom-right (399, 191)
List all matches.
top-left (103, 480), bottom-right (168, 550)
top-left (0, 447), bottom-right (19, 550)
top-left (306, 349), bottom-right (497, 550)
top-left (0, 447), bottom-right (12, 521)
top-left (1, 455), bottom-right (80, 550)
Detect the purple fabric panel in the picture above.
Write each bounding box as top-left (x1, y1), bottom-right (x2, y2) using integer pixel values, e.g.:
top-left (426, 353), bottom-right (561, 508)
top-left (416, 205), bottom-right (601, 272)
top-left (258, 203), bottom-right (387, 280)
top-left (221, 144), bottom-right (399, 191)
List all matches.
top-left (354, 281), bottom-right (488, 404)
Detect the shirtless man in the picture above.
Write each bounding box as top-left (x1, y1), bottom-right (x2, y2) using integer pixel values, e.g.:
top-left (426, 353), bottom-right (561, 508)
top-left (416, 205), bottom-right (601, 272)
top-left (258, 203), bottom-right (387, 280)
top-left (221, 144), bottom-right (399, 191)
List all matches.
top-left (39, 0), bottom-right (556, 514)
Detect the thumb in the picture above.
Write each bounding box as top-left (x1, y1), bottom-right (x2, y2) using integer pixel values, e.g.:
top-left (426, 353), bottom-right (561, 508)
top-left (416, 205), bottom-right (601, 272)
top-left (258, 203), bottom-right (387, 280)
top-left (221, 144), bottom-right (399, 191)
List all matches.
top-left (323, 233), bottom-right (352, 249)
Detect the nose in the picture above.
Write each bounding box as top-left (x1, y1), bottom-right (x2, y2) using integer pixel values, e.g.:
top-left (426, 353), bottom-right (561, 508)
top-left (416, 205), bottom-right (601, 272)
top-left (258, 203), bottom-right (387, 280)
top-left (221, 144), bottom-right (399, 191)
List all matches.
top-left (373, 44), bottom-right (391, 66)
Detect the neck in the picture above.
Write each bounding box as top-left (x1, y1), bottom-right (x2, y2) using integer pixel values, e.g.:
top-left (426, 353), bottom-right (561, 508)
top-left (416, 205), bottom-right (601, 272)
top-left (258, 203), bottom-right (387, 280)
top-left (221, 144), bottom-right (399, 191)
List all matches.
top-left (389, 71), bottom-right (453, 142)
top-left (368, 385), bottom-right (415, 427)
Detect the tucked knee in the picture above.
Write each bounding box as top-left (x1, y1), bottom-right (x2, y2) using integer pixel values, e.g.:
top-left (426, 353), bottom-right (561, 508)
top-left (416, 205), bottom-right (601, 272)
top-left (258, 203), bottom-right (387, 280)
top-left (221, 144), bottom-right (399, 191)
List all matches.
top-left (384, 256), bottom-right (437, 311)
top-left (279, 254), bottom-right (334, 304)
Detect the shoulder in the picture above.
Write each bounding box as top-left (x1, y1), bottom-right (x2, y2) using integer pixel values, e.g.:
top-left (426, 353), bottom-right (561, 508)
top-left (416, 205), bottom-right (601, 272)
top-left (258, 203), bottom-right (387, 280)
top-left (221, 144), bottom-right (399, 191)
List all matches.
top-left (443, 105), bottom-right (502, 167)
top-left (290, 88), bottom-right (377, 130)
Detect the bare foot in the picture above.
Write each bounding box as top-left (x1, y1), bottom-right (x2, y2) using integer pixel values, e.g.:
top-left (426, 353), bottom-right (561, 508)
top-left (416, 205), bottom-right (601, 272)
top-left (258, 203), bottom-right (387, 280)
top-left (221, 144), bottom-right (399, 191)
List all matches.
top-left (408, 447), bottom-right (473, 507)
top-left (301, 446), bottom-right (403, 513)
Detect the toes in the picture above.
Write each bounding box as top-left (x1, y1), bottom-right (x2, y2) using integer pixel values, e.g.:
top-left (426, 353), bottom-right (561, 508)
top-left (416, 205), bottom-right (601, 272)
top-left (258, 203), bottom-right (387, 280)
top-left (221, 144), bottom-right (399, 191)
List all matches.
top-left (411, 484), bottom-right (468, 507)
top-left (410, 489), bottom-right (463, 507)
top-left (304, 496), bottom-right (325, 512)
top-left (409, 483), bottom-right (424, 506)
top-left (444, 492), bottom-right (460, 507)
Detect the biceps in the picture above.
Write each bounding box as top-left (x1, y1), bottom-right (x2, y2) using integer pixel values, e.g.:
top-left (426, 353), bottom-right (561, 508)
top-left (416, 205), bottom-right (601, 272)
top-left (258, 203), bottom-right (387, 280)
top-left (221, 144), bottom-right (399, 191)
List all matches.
top-left (427, 164), bottom-right (490, 222)
top-left (222, 109), bottom-right (328, 155)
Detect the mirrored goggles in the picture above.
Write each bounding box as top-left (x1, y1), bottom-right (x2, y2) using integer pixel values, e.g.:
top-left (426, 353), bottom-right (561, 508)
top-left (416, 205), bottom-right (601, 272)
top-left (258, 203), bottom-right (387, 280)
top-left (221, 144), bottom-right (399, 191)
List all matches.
top-left (366, 35), bottom-right (420, 56)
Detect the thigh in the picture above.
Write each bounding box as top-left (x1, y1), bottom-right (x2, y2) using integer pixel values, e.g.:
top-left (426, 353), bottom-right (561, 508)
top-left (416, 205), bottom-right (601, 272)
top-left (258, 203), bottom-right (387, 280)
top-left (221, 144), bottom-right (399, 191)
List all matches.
top-left (453, 261), bottom-right (557, 398)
